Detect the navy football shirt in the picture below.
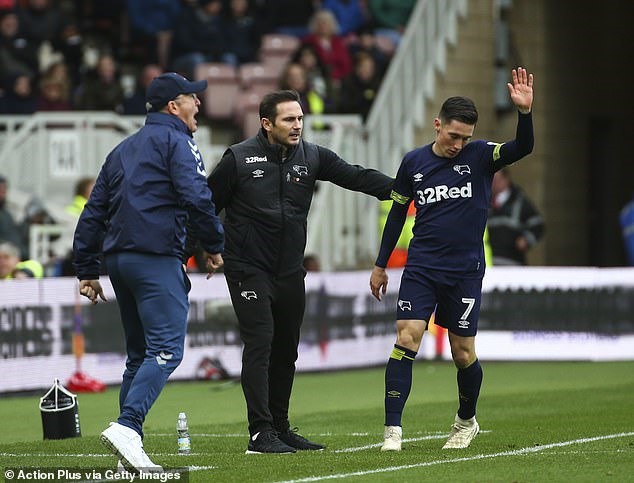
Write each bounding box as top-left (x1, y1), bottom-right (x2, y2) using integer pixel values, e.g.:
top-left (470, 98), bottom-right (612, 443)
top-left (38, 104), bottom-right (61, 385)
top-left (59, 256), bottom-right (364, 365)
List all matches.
top-left (376, 112), bottom-right (534, 277)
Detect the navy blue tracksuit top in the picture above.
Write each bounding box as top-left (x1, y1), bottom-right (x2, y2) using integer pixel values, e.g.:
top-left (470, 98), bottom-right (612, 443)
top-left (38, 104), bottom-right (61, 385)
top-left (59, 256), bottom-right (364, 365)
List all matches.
top-left (73, 112), bottom-right (224, 280)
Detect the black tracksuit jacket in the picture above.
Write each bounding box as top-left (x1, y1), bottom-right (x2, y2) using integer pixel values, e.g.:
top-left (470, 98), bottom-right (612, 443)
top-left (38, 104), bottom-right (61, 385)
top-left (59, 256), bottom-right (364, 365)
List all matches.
top-left (207, 129), bottom-right (393, 276)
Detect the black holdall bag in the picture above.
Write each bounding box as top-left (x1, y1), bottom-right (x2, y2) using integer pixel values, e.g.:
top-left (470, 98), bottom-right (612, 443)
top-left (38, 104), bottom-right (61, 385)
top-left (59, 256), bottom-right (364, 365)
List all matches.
top-left (39, 378), bottom-right (82, 439)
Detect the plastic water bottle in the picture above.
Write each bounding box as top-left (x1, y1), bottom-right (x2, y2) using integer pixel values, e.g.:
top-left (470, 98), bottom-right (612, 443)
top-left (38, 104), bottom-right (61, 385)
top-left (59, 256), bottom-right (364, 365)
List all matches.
top-left (177, 412), bottom-right (191, 454)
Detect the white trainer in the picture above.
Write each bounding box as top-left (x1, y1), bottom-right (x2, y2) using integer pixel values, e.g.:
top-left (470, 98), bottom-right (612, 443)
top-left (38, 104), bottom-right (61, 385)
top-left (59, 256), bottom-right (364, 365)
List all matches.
top-left (442, 415), bottom-right (480, 449)
top-left (100, 422), bottom-right (163, 473)
top-left (380, 425), bottom-right (402, 451)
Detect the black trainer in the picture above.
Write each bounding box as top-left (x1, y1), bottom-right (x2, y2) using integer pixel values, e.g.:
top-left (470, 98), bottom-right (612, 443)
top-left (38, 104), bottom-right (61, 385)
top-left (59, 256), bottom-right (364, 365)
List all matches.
top-left (245, 430), bottom-right (297, 454)
top-left (278, 427), bottom-right (325, 451)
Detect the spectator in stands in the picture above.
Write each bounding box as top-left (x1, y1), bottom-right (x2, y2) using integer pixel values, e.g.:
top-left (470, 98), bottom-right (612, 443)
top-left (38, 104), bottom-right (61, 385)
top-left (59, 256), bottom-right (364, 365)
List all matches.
top-left (347, 24), bottom-right (390, 77)
top-left (278, 62), bottom-right (328, 116)
top-left (0, 0), bottom-right (17, 13)
top-left (367, 0), bottom-right (416, 47)
top-left (58, 176), bottom-right (96, 277)
top-left (125, 0), bottom-right (180, 68)
top-left (303, 253), bottom-right (321, 272)
top-left (291, 42), bottom-right (334, 107)
top-left (36, 61), bottom-right (73, 111)
top-left (0, 10), bottom-right (39, 77)
top-left (0, 240), bottom-right (43, 279)
top-left (222, 0), bottom-right (261, 66)
top-left (73, 0), bottom-right (125, 61)
top-left (20, 195), bottom-right (57, 260)
top-left (258, 0), bottom-right (317, 38)
top-left (488, 168), bottom-right (544, 265)
top-left (0, 175), bottom-right (25, 257)
top-left (339, 51), bottom-right (382, 120)
top-left (122, 63), bottom-right (163, 115)
top-left (0, 72), bottom-right (36, 114)
top-left (171, 0), bottom-right (235, 77)
top-left (17, 0), bottom-right (83, 73)
top-left (65, 177), bottom-right (95, 217)
top-left (74, 53), bottom-right (124, 112)
top-left (322, 0), bottom-right (369, 37)
top-left (302, 9), bottom-right (352, 85)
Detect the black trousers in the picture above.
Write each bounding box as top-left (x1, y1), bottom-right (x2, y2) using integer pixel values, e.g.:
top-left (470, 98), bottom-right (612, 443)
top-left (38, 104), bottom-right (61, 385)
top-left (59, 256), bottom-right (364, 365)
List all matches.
top-left (226, 269), bottom-right (306, 435)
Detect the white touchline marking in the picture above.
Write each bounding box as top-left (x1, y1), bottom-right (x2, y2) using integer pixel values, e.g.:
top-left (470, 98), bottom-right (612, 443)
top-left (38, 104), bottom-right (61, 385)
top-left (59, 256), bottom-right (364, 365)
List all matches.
top-left (336, 435), bottom-right (447, 453)
top-left (277, 432), bottom-right (634, 483)
top-left (337, 430), bottom-right (492, 453)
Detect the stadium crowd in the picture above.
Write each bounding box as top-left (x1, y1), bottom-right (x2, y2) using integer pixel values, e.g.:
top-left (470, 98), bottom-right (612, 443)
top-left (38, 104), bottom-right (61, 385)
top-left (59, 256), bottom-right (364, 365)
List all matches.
top-left (0, 0), bottom-right (414, 117)
top-left (0, 0), bottom-right (416, 276)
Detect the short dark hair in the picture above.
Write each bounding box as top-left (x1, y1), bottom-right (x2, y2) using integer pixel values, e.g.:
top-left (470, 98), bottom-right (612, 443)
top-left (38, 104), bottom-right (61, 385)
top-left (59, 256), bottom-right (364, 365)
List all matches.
top-left (259, 90), bottom-right (300, 122)
top-left (438, 96), bottom-right (478, 125)
top-left (75, 177), bottom-right (94, 197)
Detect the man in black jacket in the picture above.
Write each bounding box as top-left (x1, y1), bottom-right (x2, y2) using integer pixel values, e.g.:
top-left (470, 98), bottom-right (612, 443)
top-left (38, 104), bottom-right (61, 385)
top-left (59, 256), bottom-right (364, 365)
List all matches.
top-left (208, 89), bottom-right (393, 454)
top-left (488, 167), bottom-right (544, 265)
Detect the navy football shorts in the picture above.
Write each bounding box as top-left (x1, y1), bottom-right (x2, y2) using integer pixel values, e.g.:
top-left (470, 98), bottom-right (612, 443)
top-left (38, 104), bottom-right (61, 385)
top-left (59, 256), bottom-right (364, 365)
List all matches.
top-left (396, 267), bottom-right (483, 337)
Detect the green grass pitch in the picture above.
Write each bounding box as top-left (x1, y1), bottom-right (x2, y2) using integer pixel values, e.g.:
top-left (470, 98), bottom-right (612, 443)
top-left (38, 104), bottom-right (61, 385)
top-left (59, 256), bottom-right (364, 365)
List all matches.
top-left (1, 361), bottom-right (633, 482)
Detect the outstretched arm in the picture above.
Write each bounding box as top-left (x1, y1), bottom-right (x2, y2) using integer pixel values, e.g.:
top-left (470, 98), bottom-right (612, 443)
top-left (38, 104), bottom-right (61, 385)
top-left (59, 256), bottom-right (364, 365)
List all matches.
top-left (507, 67), bottom-right (533, 114)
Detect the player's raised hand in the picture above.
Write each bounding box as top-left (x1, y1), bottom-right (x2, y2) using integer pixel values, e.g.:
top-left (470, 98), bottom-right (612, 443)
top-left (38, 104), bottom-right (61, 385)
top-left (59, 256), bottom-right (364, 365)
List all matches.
top-left (507, 67), bottom-right (533, 114)
top-left (370, 266), bottom-right (388, 301)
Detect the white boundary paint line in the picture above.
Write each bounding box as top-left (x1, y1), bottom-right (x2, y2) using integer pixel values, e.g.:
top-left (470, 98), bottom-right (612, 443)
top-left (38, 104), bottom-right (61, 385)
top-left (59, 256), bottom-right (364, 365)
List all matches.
top-left (335, 435), bottom-right (446, 453)
top-left (146, 431), bottom-right (451, 438)
top-left (0, 431), bottom-right (486, 457)
top-left (277, 432), bottom-right (634, 483)
top-left (336, 430), bottom-right (493, 453)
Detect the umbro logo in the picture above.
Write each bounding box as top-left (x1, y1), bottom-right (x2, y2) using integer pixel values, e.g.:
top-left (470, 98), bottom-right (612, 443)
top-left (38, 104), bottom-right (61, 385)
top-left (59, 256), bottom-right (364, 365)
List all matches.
top-left (453, 165), bottom-right (471, 175)
top-left (413, 172), bottom-right (424, 182)
top-left (241, 291), bottom-right (257, 300)
top-left (458, 319), bottom-right (470, 329)
top-left (252, 169), bottom-right (264, 178)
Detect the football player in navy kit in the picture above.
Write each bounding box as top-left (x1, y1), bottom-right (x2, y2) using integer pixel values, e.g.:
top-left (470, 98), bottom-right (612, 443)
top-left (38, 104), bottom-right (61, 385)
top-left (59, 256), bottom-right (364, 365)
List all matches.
top-left (370, 67), bottom-right (534, 451)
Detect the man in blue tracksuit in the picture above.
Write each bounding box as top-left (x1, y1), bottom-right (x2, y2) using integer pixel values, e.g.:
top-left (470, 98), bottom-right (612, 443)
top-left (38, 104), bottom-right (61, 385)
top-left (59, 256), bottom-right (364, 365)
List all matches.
top-left (73, 73), bottom-right (224, 473)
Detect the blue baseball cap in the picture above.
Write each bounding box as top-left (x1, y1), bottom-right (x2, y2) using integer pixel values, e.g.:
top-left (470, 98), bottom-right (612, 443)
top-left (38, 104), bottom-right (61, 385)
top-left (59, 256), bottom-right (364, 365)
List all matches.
top-left (145, 72), bottom-right (207, 112)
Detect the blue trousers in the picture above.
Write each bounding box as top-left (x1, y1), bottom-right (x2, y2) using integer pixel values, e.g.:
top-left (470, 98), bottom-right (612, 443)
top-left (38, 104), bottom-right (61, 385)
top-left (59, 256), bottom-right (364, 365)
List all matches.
top-left (105, 252), bottom-right (190, 437)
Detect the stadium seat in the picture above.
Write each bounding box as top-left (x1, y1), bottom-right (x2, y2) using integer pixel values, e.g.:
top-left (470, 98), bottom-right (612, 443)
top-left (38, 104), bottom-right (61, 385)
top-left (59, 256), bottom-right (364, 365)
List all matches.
top-left (233, 90), bottom-right (262, 139)
top-left (194, 63), bottom-right (239, 120)
top-left (238, 62), bottom-right (280, 98)
top-left (259, 34), bottom-right (300, 71)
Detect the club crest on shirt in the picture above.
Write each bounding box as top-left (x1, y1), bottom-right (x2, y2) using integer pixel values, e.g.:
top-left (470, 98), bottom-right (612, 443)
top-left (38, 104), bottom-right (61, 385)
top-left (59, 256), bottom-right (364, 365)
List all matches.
top-left (292, 165), bottom-right (308, 176)
top-left (453, 165), bottom-right (471, 175)
top-left (241, 290), bottom-right (258, 300)
top-left (398, 300), bottom-right (412, 311)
